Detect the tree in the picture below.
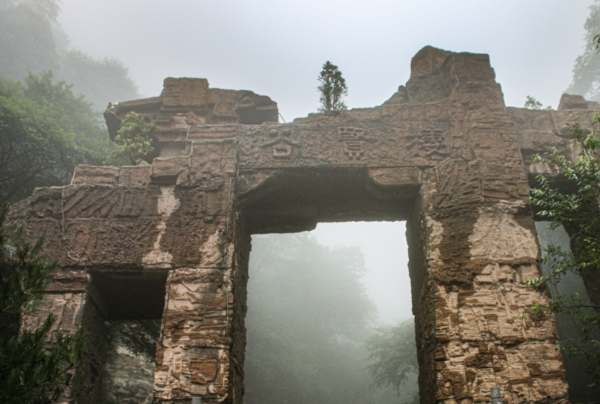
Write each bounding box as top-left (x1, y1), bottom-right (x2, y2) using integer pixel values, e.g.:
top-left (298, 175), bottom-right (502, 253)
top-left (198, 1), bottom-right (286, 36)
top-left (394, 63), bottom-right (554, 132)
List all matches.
top-left (0, 72), bottom-right (112, 204)
top-left (524, 95), bottom-right (552, 110)
top-left (524, 95), bottom-right (543, 110)
top-left (528, 117), bottom-right (600, 382)
top-left (567, 1), bottom-right (600, 102)
top-left (0, 204), bottom-right (86, 403)
top-left (318, 61), bottom-right (348, 113)
top-left (109, 112), bottom-right (155, 166)
top-left (21, 72), bottom-right (114, 162)
top-left (0, 0), bottom-right (139, 111)
top-left (365, 319), bottom-right (419, 403)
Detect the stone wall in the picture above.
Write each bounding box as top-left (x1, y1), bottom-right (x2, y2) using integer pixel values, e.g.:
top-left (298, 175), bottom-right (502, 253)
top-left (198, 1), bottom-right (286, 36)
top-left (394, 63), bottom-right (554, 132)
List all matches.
top-left (98, 342), bottom-right (155, 404)
top-left (11, 45), bottom-right (594, 403)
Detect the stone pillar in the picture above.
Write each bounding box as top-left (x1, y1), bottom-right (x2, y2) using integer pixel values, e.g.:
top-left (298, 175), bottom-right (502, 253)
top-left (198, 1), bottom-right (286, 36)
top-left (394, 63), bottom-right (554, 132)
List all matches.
top-left (18, 266), bottom-right (112, 403)
top-left (19, 269), bottom-right (97, 404)
top-left (152, 136), bottom-right (245, 404)
top-left (10, 130), bottom-right (245, 404)
top-left (423, 199), bottom-right (567, 403)
top-left (411, 51), bottom-right (569, 403)
top-left (153, 265), bottom-right (233, 402)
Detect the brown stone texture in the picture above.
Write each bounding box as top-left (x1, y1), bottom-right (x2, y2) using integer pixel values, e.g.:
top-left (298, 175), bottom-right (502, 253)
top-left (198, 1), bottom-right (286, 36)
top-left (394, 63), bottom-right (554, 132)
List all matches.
top-left (103, 78), bottom-right (278, 160)
top-left (10, 46), bottom-right (589, 403)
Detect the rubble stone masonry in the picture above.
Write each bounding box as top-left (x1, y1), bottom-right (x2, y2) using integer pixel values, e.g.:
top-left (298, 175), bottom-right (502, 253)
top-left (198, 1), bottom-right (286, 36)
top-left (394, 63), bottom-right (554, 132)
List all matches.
top-left (10, 46), bottom-right (597, 403)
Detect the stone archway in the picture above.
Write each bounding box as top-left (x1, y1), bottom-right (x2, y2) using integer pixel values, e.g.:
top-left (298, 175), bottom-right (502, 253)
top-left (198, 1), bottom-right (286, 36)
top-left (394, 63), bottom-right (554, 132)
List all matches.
top-left (12, 46), bottom-right (596, 403)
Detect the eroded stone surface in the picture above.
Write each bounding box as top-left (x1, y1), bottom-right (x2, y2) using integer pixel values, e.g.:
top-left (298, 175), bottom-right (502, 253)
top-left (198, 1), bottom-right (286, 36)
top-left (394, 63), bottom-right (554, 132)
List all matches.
top-left (10, 46), bottom-right (591, 403)
top-left (99, 339), bottom-right (156, 404)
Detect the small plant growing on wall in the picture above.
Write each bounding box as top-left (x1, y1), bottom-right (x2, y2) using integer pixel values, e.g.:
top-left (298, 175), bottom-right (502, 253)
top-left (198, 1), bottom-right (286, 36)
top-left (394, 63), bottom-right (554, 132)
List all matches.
top-left (109, 112), bottom-right (155, 165)
top-left (318, 61), bottom-right (348, 113)
top-left (527, 117), bottom-right (600, 384)
top-left (524, 95), bottom-right (543, 110)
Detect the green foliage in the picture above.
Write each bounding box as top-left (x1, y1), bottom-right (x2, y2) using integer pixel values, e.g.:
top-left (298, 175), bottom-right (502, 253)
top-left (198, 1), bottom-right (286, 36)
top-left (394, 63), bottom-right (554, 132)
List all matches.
top-left (524, 95), bottom-right (552, 110)
top-left (245, 233), bottom-right (402, 404)
top-left (318, 61), bottom-right (348, 113)
top-left (529, 116), bottom-right (600, 382)
top-left (568, 1), bottom-right (600, 102)
top-left (0, 204), bottom-right (86, 403)
top-left (365, 319), bottom-right (419, 402)
top-left (524, 95), bottom-right (543, 110)
top-left (0, 0), bottom-right (139, 111)
top-left (21, 72), bottom-right (113, 161)
top-left (97, 319), bottom-right (160, 404)
top-left (0, 73), bottom-right (112, 204)
top-left (109, 112), bottom-right (154, 166)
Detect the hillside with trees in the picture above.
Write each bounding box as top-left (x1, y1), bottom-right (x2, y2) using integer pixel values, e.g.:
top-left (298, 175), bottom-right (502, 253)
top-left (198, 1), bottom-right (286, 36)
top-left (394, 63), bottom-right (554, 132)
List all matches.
top-left (0, 0), bottom-right (139, 110)
top-left (0, 72), bottom-right (113, 204)
top-left (244, 233), bottom-right (418, 404)
top-left (0, 0), bottom-right (144, 204)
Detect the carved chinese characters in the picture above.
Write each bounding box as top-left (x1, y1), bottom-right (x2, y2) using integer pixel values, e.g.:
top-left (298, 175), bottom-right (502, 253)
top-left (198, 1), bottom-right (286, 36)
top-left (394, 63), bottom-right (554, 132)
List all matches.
top-left (338, 127), bottom-right (367, 160)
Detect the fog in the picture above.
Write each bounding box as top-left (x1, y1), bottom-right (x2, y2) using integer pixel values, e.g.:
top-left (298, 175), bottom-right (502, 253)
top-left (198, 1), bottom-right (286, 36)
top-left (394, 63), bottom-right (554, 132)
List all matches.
top-left (58, 0), bottom-right (592, 120)
top-left (54, 0), bottom-right (593, 326)
top-left (4, 1), bottom-right (598, 401)
top-left (246, 230), bottom-right (417, 403)
top-left (311, 222), bottom-right (410, 325)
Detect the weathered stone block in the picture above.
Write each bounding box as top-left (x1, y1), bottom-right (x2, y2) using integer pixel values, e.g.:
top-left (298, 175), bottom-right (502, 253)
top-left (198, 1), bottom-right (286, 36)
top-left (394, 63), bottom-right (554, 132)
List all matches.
top-left (118, 165), bottom-right (152, 187)
top-left (71, 164), bottom-right (119, 185)
top-left (151, 156), bottom-right (190, 185)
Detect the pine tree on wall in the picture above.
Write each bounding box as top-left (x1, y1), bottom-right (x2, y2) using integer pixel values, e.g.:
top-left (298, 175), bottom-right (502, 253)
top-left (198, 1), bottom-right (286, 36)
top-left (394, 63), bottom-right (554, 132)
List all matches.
top-left (0, 204), bottom-right (86, 403)
top-left (318, 61), bottom-right (348, 113)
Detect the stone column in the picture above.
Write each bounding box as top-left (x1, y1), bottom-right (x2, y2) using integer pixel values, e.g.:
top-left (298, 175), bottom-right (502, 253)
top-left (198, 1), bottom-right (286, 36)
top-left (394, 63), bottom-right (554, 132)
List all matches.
top-left (414, 51), bottom-right (569, 403)
top-left (152, 135), bottom-right (245, 404)
top-left (19, 269), bottom-right (99, 404)
top-left (423, 198), bottom-right (568, 403)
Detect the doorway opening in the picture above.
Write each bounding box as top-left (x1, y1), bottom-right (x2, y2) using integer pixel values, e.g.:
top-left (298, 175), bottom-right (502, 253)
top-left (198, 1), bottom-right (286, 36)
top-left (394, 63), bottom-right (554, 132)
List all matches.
top-left (80, 269), bottom-right (168, 404)
top-left (243, 221), bottom-right (419, 404)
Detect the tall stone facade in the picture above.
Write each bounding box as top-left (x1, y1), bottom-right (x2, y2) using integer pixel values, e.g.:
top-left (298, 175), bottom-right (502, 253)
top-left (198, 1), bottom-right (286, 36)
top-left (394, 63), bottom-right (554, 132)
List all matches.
top-left (10, 46), bottom-right (598, 403)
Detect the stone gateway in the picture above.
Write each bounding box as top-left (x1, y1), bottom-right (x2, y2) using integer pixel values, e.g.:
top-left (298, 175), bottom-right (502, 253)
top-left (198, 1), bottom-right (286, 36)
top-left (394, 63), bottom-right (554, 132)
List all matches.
top-left (11, 46), bottom-right (596, 403)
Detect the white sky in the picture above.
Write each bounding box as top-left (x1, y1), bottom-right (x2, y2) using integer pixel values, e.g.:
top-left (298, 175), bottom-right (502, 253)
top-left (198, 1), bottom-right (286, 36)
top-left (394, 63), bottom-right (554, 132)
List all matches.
top-left (310, 222), bottom-right (410, 325)
top-left (58, 0), bottom-right (594, 121)
top-left (56, 0), bottom-right (595, 325)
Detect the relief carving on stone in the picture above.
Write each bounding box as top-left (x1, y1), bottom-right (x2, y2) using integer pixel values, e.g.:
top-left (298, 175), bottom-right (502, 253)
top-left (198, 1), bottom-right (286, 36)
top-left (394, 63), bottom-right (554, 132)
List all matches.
top-left (262, 127), bottom-right (300, 159)
top-left (406, 126), bottom-right (449, 160)
top-left (338, 127), bottom-right (367, 160)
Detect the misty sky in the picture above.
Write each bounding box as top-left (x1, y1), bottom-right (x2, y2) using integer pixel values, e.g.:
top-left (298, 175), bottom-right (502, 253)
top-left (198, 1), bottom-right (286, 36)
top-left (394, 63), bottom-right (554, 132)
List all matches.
top-left (58, 0), bottom-right (593, 121)
top-left (311, 222), bottom-right (410, 325)
top-left (56, 0), bottom-right (594, 325)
